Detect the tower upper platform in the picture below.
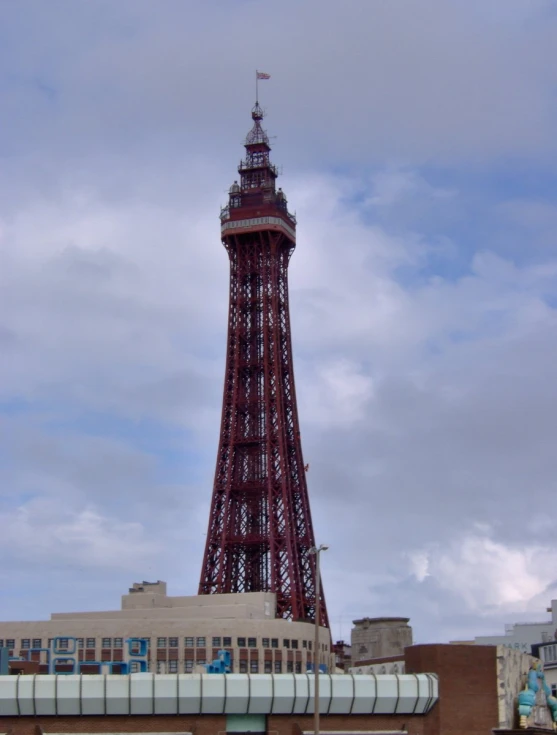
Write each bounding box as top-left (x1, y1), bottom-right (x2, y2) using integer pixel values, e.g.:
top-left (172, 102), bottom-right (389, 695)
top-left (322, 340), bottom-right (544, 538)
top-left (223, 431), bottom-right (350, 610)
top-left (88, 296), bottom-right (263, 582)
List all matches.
top-left (220, 103), bottom-right (296, 243)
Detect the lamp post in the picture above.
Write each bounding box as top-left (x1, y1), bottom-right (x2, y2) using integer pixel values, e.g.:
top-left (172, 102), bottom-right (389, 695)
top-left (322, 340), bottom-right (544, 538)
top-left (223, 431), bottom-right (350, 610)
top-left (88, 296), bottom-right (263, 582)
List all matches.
top-left (309, 544), bottom-right (328, 735)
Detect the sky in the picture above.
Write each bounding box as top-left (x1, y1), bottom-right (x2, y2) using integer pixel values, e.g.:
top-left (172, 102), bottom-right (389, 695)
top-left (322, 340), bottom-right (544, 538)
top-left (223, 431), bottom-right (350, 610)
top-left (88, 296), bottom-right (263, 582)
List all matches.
top-left (1, 0), bottom-right (557, 645)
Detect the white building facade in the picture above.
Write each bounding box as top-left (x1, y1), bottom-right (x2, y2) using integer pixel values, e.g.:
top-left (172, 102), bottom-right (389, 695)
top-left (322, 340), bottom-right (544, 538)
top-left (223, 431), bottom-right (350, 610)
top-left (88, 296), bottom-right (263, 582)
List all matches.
top-left (474, 599), bottom-right (557, 654)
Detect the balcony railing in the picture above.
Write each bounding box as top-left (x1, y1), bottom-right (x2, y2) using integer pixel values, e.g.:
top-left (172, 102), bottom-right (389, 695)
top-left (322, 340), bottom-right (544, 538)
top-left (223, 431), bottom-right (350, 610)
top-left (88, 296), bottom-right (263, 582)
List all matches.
top-left (220, 204), bottom-right (296, 227)
top-left (238, 160), bottom-right (279, 178)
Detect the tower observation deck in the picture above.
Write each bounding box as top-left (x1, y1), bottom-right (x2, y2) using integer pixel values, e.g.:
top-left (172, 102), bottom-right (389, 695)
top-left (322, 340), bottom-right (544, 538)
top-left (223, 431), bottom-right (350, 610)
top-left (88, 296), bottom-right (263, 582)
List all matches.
top-left (198, 102), bottom-right (328, 626)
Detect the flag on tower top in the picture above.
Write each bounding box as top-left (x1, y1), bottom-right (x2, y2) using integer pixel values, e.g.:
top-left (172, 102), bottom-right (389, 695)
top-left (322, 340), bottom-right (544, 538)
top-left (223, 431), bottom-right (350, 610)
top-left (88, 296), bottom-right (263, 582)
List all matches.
top-left (257, 71), bottom-right (271, 80)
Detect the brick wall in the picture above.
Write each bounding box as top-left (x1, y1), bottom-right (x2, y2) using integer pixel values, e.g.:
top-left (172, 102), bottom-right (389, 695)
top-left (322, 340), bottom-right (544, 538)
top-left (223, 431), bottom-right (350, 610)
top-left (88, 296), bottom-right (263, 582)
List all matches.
top-left (353, 653), bottom-right (406, 667)
top-left (405, 644), bottom-right (498, 735)
top-left (274, 713), bottom-right (428, 735)
top-left (0, 714), bottom-right (226, 735)
top-left (1, 712), bottom-right (433, 735)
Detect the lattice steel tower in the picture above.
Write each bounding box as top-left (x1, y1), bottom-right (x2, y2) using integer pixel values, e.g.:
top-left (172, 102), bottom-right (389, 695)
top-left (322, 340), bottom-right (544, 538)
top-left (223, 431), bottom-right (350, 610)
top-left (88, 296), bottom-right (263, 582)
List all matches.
top-left (198, 102), bottom-right (328, 626)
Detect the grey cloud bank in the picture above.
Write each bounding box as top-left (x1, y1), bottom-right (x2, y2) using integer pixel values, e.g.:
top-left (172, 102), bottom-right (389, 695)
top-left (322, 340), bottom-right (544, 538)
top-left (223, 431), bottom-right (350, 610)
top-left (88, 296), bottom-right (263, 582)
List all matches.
top-left (0, 0), bottom-right (556, 644)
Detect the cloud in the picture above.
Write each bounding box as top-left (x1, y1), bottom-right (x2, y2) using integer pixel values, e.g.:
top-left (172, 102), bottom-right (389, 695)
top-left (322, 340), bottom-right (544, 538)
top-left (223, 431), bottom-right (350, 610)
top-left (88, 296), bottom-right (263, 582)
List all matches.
top-left (2, 162), bottom-right (556, 637)
top-left (300, 358), bottom-right (374, 428)
top-left (0, 501), bottom-right (160, 572)
top-left (366, 169), bottom-right (455, 208)
top-left (0, 1), bottom-right (556, 644)
top-left (1, 1), bottom-right (557, 168)
top-left (407, 525), bottom-right (557, 613)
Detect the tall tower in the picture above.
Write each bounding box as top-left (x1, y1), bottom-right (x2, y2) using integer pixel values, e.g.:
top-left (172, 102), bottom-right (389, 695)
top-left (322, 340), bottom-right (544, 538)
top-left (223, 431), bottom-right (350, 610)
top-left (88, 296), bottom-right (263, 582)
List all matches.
top-left (198, 101), bottom-right (328, 627)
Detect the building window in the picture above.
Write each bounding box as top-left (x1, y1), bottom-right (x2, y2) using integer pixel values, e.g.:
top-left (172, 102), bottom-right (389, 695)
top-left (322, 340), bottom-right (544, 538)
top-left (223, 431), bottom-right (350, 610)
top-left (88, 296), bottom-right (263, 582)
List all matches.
top-left (0, 640), bottom-right (3, 648)
top-left (86, 638), bottom-right (96, 648)
top-left (21, 639), bottom-right (30, 649)
top-left (237, 637), bottom-right (246, 647)
top-left (185, 637), bottom-right (194, 647)
top-left (262, 638), bottom-right (270, 648)
top-left (223, 637), bottom-right (231, 647)
top-left (264, 661), bottom-right (272, 673)
top-left (169, 637), bottom-right (178, 648)
top-left (157, 637), bottom-right (167, 648)
top-left (274, 661), bottom-right (282, 673)
top-left (543, 644), bottom-right (557, 664)
top-left (552, 685), bottom-right (557, 698)
top-left (248, 637), bottom-right (257, 648)
top-left (76, 638), bottom-right (84, 649)
top-left (113, 637), bottom-right (123, 648)
top-left (308, 641), bottom-right (312, 651)
top-left (168, 660), bottom-right (178, 673)
top-left (271, 638), bottom-right (278, 649)
top-left (291, 639), bottom-right (298, 649)
top-left (102, 638), bottom-right (112, 648)
top-left (196, 637), bottom-right (206, 647)
top-left (303, 640), bottom-right (307, 648)
top-left (283, 639), bottom-right (290, 648)
top-left (295, 662), bottom-right (302, 673)
top-left (184, 660), bottom-right (194, 672)
top-left (250, 660), bottom-right (259, 673)
top-left (239, 660), bottom-right (248, 673)
top-left (156, 661), bottom-right (165, 673)
top-left (212, 637), bottom-right (221, 647)
top-left (58, 638), bottom-right (69, 650)
top-left (6, 639), bottom-right (15, 649)
top-left (197, 658), bottom-right (206, 665)
top-left (287, 661), bottom-right (293, 673)
top-left (130, 661), bottom-right (142, 673)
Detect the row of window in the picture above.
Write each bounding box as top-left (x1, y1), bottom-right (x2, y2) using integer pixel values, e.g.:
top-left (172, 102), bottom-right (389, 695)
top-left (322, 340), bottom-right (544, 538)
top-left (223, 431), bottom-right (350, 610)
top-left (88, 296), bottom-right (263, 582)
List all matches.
top-left (1, 638), bottom-right (117, 650)
top-left (157, 637), bottom-right (321, 651)
top-left (1, 637), bottom-right (327, 653)
top-left (47, 659), bottom-right (306, 676)
top-left (54, 638), bottom-right (120, 649)
top-left (160, 660), bottom-right (302, 674)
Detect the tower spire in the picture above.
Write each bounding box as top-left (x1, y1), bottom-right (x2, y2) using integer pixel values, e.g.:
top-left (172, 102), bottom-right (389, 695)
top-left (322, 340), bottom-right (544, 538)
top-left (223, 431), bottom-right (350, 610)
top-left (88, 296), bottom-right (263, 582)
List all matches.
top-left (199, 101), bottom-right (328, 627)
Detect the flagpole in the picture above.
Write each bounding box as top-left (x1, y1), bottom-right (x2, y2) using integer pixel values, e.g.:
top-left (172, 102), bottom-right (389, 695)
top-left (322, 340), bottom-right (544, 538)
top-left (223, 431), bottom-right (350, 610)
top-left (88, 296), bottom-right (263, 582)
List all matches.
top-left (256, 69), bottom-right (258, 103)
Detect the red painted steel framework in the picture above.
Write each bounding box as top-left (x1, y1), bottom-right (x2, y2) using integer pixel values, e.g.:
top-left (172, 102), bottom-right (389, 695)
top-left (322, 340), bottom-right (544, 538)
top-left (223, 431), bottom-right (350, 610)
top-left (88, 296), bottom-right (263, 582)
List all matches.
top-left (198, 102), bottom-right (329, 626)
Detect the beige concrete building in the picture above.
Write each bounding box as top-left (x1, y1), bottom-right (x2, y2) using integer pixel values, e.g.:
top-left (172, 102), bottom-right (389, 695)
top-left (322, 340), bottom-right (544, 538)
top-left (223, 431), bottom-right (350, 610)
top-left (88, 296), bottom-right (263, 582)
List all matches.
top-left (0, 581), bottom-right (333, 674)
top-left (351, 616), bottom-right (412, 663)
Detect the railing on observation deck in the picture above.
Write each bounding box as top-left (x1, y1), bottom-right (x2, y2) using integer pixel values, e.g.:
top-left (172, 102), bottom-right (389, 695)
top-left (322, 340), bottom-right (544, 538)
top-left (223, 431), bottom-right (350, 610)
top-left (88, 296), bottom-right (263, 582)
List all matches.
top-left (220, 204), bottom-right (296, 227)
top-left (238, 159), bottom-right (279, 178)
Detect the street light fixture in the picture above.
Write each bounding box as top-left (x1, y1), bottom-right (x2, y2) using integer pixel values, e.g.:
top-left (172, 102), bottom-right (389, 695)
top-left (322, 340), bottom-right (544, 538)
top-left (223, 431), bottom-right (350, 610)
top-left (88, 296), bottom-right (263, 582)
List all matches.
top-left (309, 544), bottom-right (329, 735)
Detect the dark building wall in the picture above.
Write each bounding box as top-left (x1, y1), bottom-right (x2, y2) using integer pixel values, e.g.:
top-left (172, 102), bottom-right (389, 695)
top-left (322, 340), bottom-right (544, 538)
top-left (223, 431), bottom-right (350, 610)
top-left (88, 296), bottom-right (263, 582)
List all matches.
top-left (2, 644), bottom-right (509, 735)
top-left (405, 644), bottom-right (499, 735)
top-left (1, 713), bottom-right (431, 735)
top-left (285, 714), bottom-right (428, 735)
top-left (0, 715), bottom-right (226, 735)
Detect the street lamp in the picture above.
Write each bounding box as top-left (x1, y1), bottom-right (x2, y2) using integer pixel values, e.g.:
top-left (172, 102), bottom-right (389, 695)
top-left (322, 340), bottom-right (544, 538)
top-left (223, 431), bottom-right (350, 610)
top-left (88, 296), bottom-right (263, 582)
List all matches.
top-left (309, 544), bottom-right (329, 735)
